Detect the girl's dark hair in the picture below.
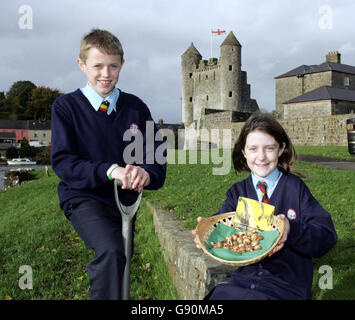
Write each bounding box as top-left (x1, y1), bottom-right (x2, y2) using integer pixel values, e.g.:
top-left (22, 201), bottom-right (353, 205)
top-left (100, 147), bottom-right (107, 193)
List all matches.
top-left (232, 112), bottom-right (297, 175)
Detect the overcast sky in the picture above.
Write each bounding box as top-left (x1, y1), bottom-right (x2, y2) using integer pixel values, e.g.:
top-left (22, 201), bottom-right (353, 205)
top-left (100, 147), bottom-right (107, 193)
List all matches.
top-left (1, 0), bottom-right (354, 123)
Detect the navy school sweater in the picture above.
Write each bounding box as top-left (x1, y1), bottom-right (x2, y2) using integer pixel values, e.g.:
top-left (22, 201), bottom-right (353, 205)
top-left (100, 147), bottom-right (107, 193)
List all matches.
top-left (215, 173), bottom-right (337, 299)
top-left (51, 89), bottom-right (166, 211)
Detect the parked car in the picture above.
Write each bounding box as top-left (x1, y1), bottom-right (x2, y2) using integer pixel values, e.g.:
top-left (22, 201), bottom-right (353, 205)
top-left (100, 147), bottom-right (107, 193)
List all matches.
top-left (7, 158), bottom-right (37, 165)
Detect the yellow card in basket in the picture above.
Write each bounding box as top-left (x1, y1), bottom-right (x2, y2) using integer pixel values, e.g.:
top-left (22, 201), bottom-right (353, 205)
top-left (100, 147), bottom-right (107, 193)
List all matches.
top-left (234, 197), bottom-right (275, 231)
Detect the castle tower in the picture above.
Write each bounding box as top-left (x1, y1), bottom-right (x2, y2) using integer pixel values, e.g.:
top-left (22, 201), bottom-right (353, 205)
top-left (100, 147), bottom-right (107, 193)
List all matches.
top-left (220, 31), bottom-right (242, 111)
top-left (181, 43), bottom-right (202, 126)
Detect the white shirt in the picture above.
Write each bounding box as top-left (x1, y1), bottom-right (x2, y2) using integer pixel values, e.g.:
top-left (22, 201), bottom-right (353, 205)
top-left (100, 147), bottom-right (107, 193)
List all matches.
top-left (80, 83), bottom-right (120, 115)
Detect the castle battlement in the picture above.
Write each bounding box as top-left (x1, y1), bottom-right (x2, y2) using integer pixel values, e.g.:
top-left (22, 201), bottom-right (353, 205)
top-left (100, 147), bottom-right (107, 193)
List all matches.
top-left (193, 62), bottom-right (220, 72)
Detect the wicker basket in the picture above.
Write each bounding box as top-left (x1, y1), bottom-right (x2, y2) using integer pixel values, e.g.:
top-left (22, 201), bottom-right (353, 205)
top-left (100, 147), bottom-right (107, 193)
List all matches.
top-left (195, 212), bottom-right (285, 266)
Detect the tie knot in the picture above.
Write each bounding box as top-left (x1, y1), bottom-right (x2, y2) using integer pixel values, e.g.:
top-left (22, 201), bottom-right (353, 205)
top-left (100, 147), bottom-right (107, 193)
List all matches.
top-left (257, 181), bottom-right (267, 189)
top-left (257, 181), bottom-right (269, 203)
top-left (99, 100), bottom-right (110, 113)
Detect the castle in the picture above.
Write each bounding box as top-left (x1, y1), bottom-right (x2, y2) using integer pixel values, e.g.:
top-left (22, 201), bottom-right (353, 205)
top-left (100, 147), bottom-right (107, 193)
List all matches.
top-left (181, 31), bottom-right (259, 131)
top-left (181, 32), bottom-right (354, 149)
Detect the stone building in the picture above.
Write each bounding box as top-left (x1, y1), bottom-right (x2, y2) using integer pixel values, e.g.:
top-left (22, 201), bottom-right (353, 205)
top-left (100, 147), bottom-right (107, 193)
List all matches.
top-left (181, 31), bottom-right (259, 130)
top-left (275, 51), bottom-right (355, 119)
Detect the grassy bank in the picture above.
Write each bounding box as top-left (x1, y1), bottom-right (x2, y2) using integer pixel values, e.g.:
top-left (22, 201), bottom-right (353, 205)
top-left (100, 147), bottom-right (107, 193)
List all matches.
top-left (0, 170), bottom-right (178, 300)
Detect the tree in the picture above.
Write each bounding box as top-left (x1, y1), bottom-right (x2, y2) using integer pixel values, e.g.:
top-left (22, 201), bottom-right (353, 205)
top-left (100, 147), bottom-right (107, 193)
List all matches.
top-left (18, 137), bottom-right (36, 158)
top-left (0, 91), bottom-right (9, 116)
top-left (6, 81), bottom-right (37, 104)
top-left (6, 146), bottom-right (18, 159)
top-left (6, 81), bottom-right (37, 119)
top-left (35, 146), bottom-right (51, 164)
top-left (26, 86), bottom-right (61, 121)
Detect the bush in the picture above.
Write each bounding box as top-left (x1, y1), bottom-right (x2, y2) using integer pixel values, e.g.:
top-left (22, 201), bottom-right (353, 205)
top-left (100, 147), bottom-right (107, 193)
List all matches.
top-left (6, 146), bottom-right (18, 159)
top-left (18, 137), bottom-right (36, 159)
top-left (35, 146), bottom-right (51, 165)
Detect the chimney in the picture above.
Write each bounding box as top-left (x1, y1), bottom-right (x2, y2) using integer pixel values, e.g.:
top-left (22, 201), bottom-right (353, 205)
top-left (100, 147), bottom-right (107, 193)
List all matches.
top-left (326, 51), bottom-right (341, 64)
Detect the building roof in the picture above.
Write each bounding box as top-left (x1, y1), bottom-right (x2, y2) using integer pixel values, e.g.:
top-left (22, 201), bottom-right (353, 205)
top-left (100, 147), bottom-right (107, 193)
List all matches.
top-left (284, 86), bottom-right (355, 104)
top-left (182, 42), bottom-right (202, 58)
top-left (28, 120), bottom-right (51, 130)
top-left (221, 31), bottom-right (241, 47)
top-left (0, 120), bottom-right (28, 129)
top-left (0, 120), bottom-right (51, 130)
top-left (275, 61), bottom-right (355, 79)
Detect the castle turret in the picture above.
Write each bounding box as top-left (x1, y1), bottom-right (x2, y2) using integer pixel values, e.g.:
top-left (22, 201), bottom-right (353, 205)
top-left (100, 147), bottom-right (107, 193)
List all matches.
top-left (219, 31), bottom-right (242, 111)
top-left (181, 43), bottom-right (202, 126)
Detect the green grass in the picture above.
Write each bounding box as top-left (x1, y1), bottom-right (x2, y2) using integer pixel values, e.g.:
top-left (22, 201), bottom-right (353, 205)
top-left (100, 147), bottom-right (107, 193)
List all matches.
top-left (0, 169), bottom-right (178, 300)
top-left (130, 201), bottom-right (178, 300)
top-left (295, 145), bottom-right (355, 161)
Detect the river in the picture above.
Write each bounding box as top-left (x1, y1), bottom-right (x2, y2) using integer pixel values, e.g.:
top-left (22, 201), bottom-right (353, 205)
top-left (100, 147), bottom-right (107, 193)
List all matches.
top-left (0, 165), bottom-right (49, 190)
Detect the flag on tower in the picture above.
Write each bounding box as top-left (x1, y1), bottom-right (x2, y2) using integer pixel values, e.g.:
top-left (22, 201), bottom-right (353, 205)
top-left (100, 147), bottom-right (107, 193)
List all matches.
top-left (211, 29), bottom-right (226, 35)
top-left (210, 29), bottom-right (226, 58)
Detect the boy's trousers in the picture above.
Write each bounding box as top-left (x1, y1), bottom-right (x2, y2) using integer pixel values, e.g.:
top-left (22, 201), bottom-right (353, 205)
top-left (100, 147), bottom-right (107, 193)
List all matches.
top-left (64, 197), bottom-right (135, 300)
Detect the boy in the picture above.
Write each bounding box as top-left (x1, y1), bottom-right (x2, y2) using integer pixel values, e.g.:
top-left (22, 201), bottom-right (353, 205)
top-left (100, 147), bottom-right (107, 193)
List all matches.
top-left (51, 29), bottom-right (166, 300)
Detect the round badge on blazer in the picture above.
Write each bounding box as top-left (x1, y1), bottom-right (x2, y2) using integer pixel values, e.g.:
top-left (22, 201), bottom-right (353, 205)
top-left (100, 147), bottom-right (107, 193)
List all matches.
top-left (287, 208), bottom-right (297, 220)
top-left (129, 123), bottom-right (139, 135)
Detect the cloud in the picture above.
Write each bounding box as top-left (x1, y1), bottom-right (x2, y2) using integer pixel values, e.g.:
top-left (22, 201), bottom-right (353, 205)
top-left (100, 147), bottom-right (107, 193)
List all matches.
top-left (0, 0), bottom-right (354, 123)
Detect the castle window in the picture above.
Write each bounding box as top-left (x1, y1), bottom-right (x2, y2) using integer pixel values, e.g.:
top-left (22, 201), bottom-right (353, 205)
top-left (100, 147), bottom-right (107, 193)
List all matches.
top-left (344, 76), bottom-right (349, 87)
top-left (205, 75), bottom-right (208, 80)
top-left (189, 73), bottom-right (192, 78)
top-left (214, 71), bottom-right (215, 80)
top-left (229, 91), bottom-right (232, 97)
top-left (189, 97), bottom-right (192, 102)
top-left (229, 65), bottom-right (232, 71)
top-left (206, 95), bottom-right (209, 101)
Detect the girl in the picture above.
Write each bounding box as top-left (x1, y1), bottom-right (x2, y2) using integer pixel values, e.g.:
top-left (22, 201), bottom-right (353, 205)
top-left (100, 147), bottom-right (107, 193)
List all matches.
top-left (192, 112), bottom-right (337, 300)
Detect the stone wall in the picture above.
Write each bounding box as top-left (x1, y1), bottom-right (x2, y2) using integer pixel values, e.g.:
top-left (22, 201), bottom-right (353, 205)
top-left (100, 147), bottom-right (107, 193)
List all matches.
top-left (284, 100), bottom-right (332, 119)
top-left (204, 113), bottom-right (351, 148)
top-left (284, 100), bottom-right (355, 120)
top-left (193, 64), bottom-right (222, 121)
top-left (332, 72), bottom-right (355, 91)
top-left (280, 114), bottom-right (349, 146)
top-left (147, 201), bottom-right (235, 300)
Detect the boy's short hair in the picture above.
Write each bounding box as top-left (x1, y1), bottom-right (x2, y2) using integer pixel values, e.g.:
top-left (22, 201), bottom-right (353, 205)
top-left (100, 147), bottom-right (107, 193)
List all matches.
top-left (232, 112), bottom-right (297, 175)
top-left (79, 29), bottom-right (124, 62)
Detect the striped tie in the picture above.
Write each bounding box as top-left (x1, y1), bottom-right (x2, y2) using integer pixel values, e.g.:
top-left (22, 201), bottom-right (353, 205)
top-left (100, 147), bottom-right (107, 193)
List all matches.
top-left (99, 100), bottom-right (110, 114)
top-left (257, 181), bottom-right (269, 203)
